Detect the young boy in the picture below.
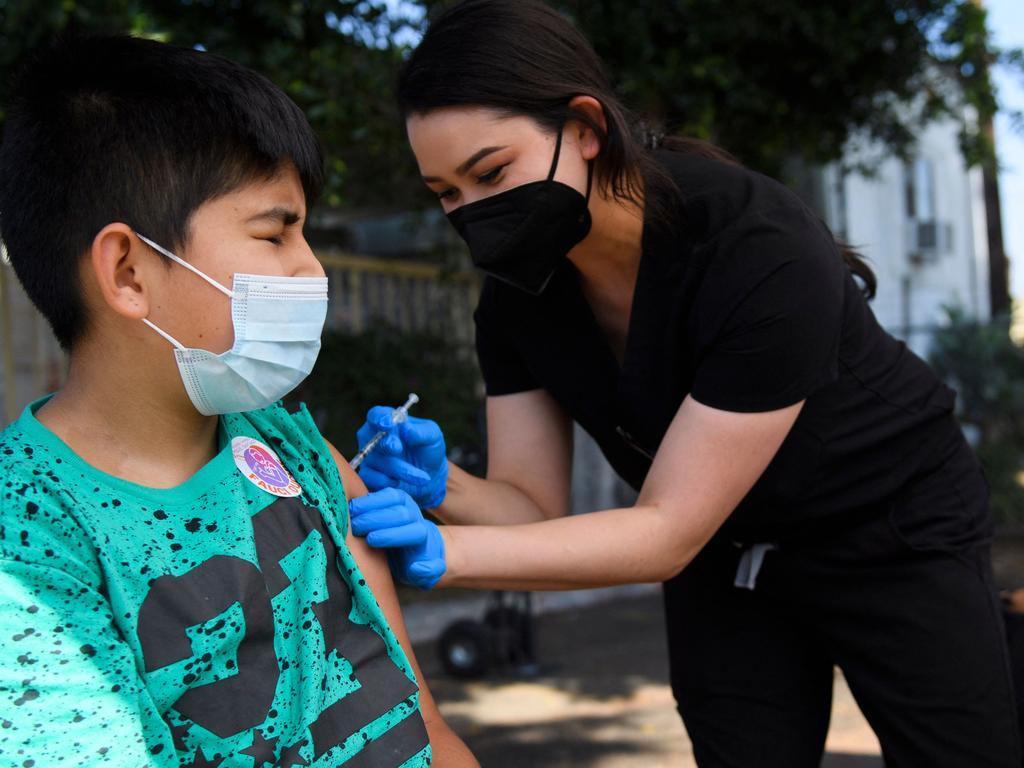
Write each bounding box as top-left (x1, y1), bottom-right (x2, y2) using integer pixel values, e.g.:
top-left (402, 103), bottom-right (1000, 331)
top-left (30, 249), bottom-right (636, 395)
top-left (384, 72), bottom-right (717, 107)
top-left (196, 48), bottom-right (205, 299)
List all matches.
top-left (0, 35), bottom-right (476, 767)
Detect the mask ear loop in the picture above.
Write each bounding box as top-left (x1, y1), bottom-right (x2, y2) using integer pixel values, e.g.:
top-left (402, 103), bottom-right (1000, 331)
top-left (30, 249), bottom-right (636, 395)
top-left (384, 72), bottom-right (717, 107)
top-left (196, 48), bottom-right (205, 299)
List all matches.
top-left (134, 231), bottom-right (234, 298)
top-left (548, 123), bottom-right (595, 202)
top-left (142, 317), bottom-right (187, 351)
top-left (134, 231), bottom-right (233, 351)
top-left (546, 126), bottom-right (566, 182)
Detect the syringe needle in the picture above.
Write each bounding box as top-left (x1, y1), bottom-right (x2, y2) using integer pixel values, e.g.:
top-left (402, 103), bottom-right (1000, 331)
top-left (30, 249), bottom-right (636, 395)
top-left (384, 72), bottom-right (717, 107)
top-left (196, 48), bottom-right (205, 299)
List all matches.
top-left (350, 393), bottom-right (420, 470)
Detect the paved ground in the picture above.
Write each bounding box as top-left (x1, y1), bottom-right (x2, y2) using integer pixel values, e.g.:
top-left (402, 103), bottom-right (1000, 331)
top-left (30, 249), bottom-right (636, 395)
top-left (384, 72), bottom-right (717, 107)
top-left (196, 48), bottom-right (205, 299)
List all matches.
top-left (414, 592), bottom-right (882, 767)
top-left (405, 536), bottom-right (1024, 768)
top-left (407, 533), bottom-right (1024, 767)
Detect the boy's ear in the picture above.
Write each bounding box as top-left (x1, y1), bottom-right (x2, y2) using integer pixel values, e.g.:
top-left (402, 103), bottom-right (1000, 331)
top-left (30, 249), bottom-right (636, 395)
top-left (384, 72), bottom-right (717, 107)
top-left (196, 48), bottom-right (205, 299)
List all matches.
top-left (88, 223), bottom-right (154, 321)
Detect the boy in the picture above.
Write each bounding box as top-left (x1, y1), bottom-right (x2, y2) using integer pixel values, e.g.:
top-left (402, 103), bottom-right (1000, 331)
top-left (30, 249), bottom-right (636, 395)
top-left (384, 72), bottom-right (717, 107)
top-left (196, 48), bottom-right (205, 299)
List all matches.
top-left (0, 35), bottom-right (476, 767)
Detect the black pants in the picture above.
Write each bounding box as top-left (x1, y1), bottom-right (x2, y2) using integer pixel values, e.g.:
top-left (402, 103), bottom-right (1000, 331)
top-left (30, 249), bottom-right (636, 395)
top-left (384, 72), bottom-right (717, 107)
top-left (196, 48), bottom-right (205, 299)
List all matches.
top-left (1007, 607), bottom-right (1024, 740)
top-left (663, 447), bottom-right (1021, 768)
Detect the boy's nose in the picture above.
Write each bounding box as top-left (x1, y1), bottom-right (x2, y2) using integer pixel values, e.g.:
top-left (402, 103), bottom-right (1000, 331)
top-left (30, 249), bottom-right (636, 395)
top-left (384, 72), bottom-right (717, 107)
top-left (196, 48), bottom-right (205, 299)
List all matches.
top-left (293, 238), bottom-right (326, 278)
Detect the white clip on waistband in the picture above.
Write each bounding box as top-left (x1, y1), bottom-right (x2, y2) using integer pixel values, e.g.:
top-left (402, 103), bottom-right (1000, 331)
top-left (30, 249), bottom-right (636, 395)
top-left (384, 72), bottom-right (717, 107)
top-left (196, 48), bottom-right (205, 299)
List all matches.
top-left (734, 542), bottom-right (777, 591)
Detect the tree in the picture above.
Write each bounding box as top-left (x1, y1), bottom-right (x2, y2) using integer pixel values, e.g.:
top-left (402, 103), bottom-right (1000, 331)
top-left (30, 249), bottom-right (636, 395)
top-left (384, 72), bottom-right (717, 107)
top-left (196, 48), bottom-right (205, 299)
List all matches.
top-left (0, 0), bottom-right (422, 209)
top-left (2, 1), bottom-right (1019, 207)
top-left (929, 307), bottom-right (1024, 524)
top-left (418, 0), bottom-right (1019, 178)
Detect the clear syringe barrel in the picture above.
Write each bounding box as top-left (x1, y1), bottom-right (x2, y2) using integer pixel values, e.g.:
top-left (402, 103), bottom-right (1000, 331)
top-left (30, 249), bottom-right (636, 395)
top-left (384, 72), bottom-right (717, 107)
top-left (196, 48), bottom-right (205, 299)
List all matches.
top-left (349, 393), bottom-right (420, 470)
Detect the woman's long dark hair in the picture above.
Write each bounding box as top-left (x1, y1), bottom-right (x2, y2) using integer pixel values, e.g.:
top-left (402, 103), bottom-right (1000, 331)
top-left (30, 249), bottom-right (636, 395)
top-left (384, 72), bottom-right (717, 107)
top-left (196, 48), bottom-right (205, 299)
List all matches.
top-left (397, 0), bottom-right (876, 298)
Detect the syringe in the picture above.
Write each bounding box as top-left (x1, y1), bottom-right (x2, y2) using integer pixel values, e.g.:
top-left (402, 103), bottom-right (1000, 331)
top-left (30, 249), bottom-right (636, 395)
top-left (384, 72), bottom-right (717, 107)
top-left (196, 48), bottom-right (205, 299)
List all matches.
top-left (349, 393), bottom-right (420, 470)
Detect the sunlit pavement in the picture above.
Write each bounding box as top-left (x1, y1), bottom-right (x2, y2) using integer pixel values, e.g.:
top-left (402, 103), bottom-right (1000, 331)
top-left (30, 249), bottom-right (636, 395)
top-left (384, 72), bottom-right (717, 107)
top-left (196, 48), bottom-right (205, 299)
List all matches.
top-left (414, 592), bottom-right (883, 767)
top-left (408, 535), bottom-right (1024, 766)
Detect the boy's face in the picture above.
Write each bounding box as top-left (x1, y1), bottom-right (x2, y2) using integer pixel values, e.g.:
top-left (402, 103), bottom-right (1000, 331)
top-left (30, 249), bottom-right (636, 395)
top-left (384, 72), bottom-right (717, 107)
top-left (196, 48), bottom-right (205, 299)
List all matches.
top-left (144, 163), bottom-right (324, 356)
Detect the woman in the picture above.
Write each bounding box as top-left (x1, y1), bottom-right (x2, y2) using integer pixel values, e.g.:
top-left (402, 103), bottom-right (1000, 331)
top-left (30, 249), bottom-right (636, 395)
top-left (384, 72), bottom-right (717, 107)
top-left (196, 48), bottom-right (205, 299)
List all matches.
top-left (348, 1), bottom-right (1021, 765)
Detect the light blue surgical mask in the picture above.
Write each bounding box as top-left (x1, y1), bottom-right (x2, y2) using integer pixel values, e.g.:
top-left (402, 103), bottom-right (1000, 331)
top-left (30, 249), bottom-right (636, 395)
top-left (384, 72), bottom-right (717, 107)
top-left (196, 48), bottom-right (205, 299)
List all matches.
top-left (136, 232), bottom-right (328, 416)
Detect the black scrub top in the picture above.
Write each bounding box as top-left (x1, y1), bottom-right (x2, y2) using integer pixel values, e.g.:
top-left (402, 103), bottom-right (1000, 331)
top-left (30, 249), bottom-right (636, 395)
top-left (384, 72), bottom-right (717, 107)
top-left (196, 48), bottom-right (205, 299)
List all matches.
top-left (473, 149), bottom-right (962, 541)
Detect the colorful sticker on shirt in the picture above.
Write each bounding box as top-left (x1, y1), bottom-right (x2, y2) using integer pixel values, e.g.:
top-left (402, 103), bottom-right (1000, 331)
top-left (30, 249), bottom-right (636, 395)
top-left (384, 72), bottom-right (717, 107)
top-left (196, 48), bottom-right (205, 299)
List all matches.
top-left (231, 436), bottom-right (302, 497)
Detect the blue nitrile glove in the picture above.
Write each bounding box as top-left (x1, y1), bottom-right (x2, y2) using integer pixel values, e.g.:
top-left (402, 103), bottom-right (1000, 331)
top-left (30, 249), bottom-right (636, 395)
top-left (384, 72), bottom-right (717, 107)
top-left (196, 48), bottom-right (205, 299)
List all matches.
top-left (356, 406), bottom-right (449, 509)
top-left (349, 487), bottom-right (446, 590)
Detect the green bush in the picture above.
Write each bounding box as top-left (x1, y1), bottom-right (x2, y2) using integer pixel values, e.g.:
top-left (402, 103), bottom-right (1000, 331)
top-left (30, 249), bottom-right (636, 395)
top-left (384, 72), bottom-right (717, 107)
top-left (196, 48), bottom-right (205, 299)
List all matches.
top-left (286, 326), bottom-right (485, 474)
top-left (928, 308), bottom-right (1024, 525)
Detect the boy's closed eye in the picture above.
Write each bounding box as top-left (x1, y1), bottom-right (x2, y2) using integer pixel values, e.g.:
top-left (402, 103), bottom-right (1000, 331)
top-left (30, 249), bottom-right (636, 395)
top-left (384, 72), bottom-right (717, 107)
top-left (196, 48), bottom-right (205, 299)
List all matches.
top-left (246, 206), bottom-right (302, 240)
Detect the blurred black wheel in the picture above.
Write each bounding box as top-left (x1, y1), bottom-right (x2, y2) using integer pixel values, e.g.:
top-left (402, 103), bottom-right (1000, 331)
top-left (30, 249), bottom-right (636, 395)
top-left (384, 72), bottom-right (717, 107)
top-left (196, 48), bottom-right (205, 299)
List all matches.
top-left (438, 620), bottom-right (492, 679)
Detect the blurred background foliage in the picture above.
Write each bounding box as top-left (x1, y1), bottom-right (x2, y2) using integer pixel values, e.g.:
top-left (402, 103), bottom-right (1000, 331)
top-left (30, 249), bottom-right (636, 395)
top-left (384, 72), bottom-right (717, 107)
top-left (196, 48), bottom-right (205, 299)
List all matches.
top-left (929, 307), bottom-right (1024, 525)
top-left (0, 0), bottom-right (1020, 203)
top-left (0, 0), bottom-right (424, 209)
top-left (417, 0), bottom-right (1021, 176)
top-left (286, 326), bottom-right (486, 472)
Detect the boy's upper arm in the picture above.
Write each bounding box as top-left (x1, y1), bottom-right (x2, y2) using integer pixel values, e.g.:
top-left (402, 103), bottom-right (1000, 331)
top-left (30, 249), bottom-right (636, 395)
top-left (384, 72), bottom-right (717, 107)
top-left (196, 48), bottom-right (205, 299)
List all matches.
top-left (329, 441), bottom-right (371, 501)
top-left (0, 559), bottom-right (173, 766)
top-left (322, 441), bottom-right (450, 728)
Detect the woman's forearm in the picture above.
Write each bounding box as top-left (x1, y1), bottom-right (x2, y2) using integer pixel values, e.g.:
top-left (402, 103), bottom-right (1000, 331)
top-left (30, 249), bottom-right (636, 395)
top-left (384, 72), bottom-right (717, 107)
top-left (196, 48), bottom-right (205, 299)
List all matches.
top-left (433, 461), bottom-right (557, 526)
top-left (437, 501), bottom-right (716, 590)
top-left (432, 398), bottom-right (803, 591)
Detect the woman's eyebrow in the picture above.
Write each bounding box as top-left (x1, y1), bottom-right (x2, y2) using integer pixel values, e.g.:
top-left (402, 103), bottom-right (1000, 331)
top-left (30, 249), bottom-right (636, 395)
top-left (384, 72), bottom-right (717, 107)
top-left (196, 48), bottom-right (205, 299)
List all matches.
top-left (455, 145), bottom-right (508, 175)
top-left (422, 146), bottom-right (509, 184)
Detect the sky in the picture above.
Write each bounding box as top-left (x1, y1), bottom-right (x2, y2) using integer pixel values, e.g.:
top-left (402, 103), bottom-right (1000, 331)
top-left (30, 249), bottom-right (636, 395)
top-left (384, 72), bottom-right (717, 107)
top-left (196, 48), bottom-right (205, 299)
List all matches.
top-left (987, 0), bottom-right (1024, 303)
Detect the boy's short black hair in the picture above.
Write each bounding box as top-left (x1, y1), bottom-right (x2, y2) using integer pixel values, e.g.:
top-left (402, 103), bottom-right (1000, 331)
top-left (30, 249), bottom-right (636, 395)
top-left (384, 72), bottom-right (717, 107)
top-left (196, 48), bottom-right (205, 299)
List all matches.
top-left (0, 35), bottom-right (324, 350)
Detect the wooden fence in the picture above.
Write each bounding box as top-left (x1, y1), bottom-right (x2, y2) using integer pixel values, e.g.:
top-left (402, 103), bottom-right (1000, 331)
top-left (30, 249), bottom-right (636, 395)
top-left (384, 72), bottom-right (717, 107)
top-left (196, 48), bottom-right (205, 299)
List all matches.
top-left (318, 251), bottom-right (479, 345)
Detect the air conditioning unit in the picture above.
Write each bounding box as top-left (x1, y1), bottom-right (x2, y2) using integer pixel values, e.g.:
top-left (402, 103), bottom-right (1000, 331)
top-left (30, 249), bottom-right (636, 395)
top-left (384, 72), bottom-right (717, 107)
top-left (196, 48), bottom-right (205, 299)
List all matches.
top-left (906, 220), bottom-right (952, 266)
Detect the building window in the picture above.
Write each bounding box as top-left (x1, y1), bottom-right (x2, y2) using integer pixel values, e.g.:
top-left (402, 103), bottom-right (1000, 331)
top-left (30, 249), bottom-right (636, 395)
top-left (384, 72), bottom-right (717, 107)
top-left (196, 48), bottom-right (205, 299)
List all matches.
top-left (904, 157), bottom-right (951, 265)
top-left (904, 157), bottom-right (935, 221)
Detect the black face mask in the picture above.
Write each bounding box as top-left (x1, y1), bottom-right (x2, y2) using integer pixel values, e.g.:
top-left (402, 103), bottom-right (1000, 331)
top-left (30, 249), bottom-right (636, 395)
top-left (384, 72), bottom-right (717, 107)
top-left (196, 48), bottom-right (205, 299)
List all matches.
top-left (447, 128), bottom-right (594, 295)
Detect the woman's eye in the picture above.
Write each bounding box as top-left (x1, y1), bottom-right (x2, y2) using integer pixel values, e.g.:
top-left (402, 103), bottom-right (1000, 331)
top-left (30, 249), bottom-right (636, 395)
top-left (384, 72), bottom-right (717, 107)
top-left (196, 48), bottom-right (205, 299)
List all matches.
top-left (437, 188), bottom-right (457, 201)
top-left (478, 164), bottom-right (508, 184)
top-left (265, 236), bottom-right (284, 246)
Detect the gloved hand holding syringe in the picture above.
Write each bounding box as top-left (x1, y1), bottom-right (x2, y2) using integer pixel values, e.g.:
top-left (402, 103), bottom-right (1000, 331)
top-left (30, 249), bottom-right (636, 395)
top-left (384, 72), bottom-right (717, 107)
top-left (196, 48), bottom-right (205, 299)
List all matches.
top-left (350, 393), bottom-right (420, 470)
top-left (352, 394), bottom-right (449, 510)
top-left (349, 393), bottom-right (450, 588)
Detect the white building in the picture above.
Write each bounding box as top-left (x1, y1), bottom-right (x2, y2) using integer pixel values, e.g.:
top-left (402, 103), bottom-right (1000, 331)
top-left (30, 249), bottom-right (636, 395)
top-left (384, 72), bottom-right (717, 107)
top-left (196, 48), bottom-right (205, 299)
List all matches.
top-left (812, 115), bottom-right (994, 354)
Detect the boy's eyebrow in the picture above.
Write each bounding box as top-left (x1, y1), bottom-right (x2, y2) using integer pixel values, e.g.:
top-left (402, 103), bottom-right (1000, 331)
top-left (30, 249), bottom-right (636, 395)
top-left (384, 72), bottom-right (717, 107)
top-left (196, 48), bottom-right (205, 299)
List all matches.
top-left (422, 145), bottom-right (509, 183)
top-left (247, 206), bottom-right (302, 226)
